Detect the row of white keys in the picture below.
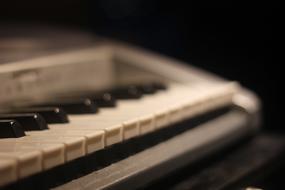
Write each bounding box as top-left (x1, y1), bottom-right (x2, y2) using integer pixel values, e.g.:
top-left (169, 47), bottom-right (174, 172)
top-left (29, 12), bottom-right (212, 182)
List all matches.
top-left (0, 90), bottom-right (159, 186)
top-left (0, 88), bottom-right (160, 185)
top-left (47, 122), bottom-right (123, 146)
top-left (0, 127), bottom-right (106, 186)
top-left (26, 128), bottom-right (106, 152)
top-left (47, 117), bottom-right (136, 142)
top-left (0, 84), bottom-right (178, 186)
top-left (0, 89), bottom-right (158, 185)
top-left (0, 151), bottom-right (41, 181)
top-left (181, 82), bottom-right (238, 119)
top-left (0, 142), bottom-right (65, 170)
top-left (0, 82), bottom-right (238, 187)
top-left (0, 135), bottom-right (86, 185)
top-left (69, 82), bottom-right (238, 139)
top-left (68, 86), bottom-right (185, 137)
top-left (13, 86), bottom-right (181, 177)
top-left (1, 136), bottom-right (86, 161)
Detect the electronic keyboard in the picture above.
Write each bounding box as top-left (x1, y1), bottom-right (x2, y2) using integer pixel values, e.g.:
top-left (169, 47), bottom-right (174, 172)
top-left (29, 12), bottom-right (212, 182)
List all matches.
top-left (0, 30), bottom-right (261, 189)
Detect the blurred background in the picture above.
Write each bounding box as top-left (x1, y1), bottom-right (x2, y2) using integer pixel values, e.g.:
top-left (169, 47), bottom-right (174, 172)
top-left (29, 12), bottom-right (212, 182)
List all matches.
top-left (0, 0), bottom-right (274, 129)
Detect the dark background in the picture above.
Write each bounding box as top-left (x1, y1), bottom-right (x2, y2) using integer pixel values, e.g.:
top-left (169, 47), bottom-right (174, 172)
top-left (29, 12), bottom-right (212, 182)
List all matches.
top-left (0, 0), bottom-right (275, 129)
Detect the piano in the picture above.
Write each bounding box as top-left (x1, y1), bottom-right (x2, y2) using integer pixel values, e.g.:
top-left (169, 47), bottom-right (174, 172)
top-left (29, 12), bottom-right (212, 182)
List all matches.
top-left (0, 27), bottom-right (261, 189)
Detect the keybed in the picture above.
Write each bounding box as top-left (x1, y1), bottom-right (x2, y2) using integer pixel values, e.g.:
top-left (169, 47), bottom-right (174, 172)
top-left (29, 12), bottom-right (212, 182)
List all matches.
top-left (0, 82), bottom-right (240, 187)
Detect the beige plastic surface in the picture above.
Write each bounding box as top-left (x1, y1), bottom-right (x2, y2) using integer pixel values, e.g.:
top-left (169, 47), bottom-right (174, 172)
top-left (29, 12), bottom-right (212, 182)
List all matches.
top-left (0, 82), bottom-right (239, 187)
top-left (0, 158), bottom-right (18, 186)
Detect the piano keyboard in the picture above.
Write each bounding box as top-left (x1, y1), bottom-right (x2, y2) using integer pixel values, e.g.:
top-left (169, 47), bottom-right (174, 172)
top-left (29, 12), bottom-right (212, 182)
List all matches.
top-left (0, 35), bottom-right (261, 189)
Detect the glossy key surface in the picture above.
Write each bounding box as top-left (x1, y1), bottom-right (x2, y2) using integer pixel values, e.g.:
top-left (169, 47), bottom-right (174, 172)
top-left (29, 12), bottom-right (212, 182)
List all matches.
top-left (137, 84), bottom-right (157, 94)
top-left (0, 114), bottom-right (48, 131)
top-left (0, 120), bottom-right (25, 138)
top-left (36, 99), bottom-right (98, 114)
top-left (9, 107), bottom-right (69, 124)
top-left (92, 93), bottom-right (116, 107)
top-left (110, 85), bottom-right (142, 99)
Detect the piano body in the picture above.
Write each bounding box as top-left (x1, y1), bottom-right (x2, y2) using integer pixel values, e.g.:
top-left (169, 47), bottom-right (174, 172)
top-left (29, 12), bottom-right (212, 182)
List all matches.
top-left (0, 28), bottom-right (261, 189)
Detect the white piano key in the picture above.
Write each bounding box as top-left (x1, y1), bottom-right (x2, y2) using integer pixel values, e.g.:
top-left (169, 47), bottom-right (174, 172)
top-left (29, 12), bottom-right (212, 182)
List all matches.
top-left (139, 115), bottom-right (155, 135)
top-left (154, 110), bottom-right (169, 129)
top-left (0, 142), bottom-right (65, 170)
top-left (102, 124), bottom-right (123, 146)
top-left (69, 114), bottom-right (140, 141)
top-left (48, 123), bottom-right (122, 147)
top-left (0, 151), bottom-right (42, 178)
top-left (50, 119), bottom-right (134, 143)
top-left (26, 130), bottom-right (105, 154)
top-left (0, 158), bottom-right (17, 187)
top-left (1, 136), bottom-right (85, 162)
top-left (122, 119), bottom-right (140, 140)
top-left (26, 137), bottom-right (86, 161)
top-left (168, 106), bottom-right (183, 125)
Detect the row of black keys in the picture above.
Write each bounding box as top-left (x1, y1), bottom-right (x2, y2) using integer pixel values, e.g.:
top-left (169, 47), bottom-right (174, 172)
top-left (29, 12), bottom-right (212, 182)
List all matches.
top-left (0, 83), bottom-right (166, 138)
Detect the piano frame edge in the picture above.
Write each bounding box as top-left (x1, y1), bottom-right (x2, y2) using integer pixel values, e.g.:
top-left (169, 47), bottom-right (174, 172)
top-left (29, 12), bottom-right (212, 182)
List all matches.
top-left (0, 39), bottom-right (262, 189)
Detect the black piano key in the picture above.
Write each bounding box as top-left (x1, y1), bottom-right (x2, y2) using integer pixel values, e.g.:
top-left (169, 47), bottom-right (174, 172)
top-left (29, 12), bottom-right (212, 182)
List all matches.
top-left (93, 93), bottom-right (116, 107)
top-left (0, 113), bottom-right (48, 131)
top-left (110, 85), bottom-right (142, 99)
top-left (137, 84), bottom-right (157, 94)
top-left (10, 107), bottom-right (69, 124)
top-left (152, 82), bottom-right (167, 90)
top-left (0, 120), bottom-right (25, 138)
top-left (38, 98), bottom-right (98, 114)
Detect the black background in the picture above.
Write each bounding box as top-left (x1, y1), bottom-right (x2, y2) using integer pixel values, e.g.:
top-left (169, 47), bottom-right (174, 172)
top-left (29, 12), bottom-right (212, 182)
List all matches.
top-left (0, 0), bottom-right (275, 129)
